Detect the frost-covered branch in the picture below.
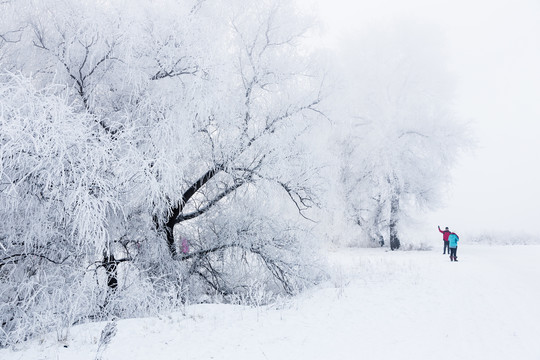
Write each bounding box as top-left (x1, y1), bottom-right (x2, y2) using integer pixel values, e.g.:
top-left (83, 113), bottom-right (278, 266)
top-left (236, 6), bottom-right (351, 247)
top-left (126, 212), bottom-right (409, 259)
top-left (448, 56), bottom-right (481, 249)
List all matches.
top-left (176, 180), bottom-right (247, 223)
top-left (180, 243), bottom-right (240, 262)
top-left (0, 28), bottom-right (23, 43)
top-left (0, 253), bottom-right (69, 269)
top-left (278, 181), bottom-right (317, 221)
top-left (398, 130), bottom-right (429, 139)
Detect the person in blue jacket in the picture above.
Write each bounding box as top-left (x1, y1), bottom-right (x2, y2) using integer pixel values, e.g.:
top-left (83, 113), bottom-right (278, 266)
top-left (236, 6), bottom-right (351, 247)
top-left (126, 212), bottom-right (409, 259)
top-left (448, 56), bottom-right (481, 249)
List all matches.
top-left (448, 232), bottom-right (459, 261)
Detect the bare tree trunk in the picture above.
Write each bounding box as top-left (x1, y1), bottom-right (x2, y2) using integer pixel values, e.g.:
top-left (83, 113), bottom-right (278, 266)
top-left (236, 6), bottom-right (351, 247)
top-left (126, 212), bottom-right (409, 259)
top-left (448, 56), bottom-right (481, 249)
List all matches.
top-left (103, 251), bottom-right (118, 291)
top-left (156, 166), bottom-right (223, 259)
top-left (389, 192), bottom-right (400, 250)
top-left (372, 196), bottom-right (385, 247)
top-left (101, 250), bottom-right (118, 313)
top-left (164, 208), bottom-right (180, 258)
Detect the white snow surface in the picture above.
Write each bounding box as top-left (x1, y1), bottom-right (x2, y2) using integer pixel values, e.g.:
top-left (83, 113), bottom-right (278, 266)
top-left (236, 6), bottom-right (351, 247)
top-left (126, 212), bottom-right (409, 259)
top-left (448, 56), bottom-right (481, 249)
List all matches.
top-left (2, 245), bottom-right (540, 360)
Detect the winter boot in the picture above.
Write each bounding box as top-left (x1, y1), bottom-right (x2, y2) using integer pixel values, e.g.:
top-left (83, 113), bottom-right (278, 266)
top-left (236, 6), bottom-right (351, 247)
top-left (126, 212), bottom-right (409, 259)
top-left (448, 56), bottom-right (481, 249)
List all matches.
top-left (450, 255), bottom-right (453, 261)
top-left (454, 257), bottom-right (458, 262)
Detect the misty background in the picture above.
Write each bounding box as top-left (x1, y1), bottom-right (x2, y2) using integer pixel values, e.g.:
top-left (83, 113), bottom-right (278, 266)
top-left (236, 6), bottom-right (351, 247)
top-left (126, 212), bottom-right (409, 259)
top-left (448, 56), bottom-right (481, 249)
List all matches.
top-left (300, 0), bottom-right (540, 236)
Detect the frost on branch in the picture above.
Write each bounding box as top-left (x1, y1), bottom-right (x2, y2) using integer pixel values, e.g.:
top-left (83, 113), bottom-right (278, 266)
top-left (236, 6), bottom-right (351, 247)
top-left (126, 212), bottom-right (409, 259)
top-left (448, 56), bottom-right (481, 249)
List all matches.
top-left (0, 0), bottom-right (325, 346)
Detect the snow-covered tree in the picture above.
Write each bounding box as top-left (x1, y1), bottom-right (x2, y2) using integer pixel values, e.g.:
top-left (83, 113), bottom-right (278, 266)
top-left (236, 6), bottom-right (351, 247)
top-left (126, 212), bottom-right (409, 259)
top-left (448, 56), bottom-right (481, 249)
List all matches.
top-left (0, 0), bottom-right (325, 345)
top-left (337, 22), bottom-right (467, 249)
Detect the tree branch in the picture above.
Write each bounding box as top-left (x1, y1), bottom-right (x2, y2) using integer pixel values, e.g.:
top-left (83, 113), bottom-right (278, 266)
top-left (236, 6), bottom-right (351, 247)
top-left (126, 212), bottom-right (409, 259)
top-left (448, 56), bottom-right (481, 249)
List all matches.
top-left (179, 243), bottom-right (240, 261)
top-left (0, 253), bottom-right (69, 269)
top-left (176, 180), bottom-right (246, 224)
top-left (398, 131), bottom-right (429, 139)
top-left (278, 181), bottom-right (317, 222)
top-left (0, 28), bottom-right (23, 44)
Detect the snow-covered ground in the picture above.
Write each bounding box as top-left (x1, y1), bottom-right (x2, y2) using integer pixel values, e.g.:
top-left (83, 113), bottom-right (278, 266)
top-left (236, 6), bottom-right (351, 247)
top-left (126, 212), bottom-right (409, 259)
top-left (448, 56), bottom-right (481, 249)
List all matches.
top-left (3, 244), bottom-right (540, 360)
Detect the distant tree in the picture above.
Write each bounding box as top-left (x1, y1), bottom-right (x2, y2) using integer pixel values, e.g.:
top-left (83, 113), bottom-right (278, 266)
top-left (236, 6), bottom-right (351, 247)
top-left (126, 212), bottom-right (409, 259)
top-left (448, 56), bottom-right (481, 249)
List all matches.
top-left (338, 22), bottom-right (467, 249)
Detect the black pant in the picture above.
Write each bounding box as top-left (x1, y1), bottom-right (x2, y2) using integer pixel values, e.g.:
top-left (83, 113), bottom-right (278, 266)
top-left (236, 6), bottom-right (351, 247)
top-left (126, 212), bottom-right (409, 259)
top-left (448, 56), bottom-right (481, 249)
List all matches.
top-left (443, 241), bottom-right (449, 254)
top-left (450, 247), bottom-right (457, 258)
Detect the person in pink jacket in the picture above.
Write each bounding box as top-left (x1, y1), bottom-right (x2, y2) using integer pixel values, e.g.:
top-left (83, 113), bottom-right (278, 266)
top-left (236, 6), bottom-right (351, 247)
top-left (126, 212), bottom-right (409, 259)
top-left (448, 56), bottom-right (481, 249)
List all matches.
top-left (438, 226), bottom-right (451, 255)
top-left (181, 237), bottom-right (189, 254)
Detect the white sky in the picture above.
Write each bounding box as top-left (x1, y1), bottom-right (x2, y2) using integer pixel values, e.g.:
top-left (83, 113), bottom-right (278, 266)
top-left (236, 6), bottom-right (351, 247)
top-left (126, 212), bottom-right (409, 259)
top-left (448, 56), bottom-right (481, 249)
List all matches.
top-left (299, 0), bottom-right (540, 235)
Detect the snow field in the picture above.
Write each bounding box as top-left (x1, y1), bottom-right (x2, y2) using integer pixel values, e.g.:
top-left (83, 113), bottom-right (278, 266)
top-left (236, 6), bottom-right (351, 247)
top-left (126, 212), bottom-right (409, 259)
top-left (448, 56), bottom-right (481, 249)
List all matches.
top-left (2, 245), bottom-right (539, 360)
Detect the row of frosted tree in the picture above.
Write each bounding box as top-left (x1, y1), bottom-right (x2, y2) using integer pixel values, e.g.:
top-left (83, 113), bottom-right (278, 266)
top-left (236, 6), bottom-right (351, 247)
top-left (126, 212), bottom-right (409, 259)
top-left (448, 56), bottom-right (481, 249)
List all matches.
top-left (0, 0), bottom-right (466, 346)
